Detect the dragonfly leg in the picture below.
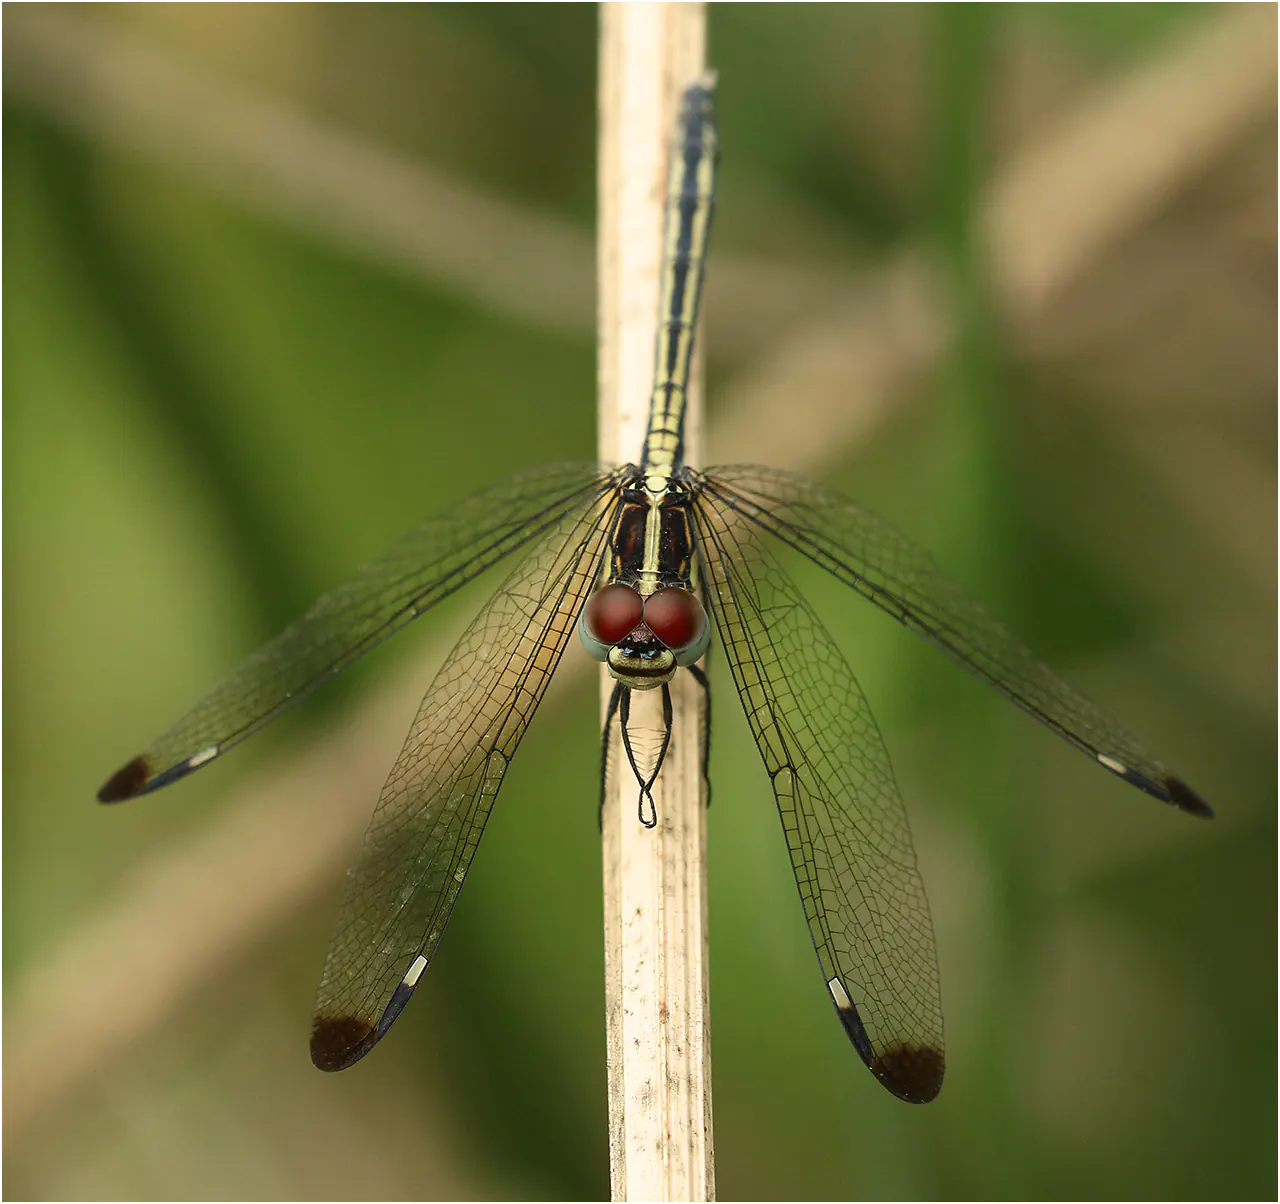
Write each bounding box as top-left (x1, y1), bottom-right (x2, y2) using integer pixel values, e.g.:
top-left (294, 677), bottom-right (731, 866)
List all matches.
top-left (616, 686), bottom-right (671, 829)
top-left (598, 681), bottom-right (625, 832)
top-left (686, 663), bottom-right (712, 810)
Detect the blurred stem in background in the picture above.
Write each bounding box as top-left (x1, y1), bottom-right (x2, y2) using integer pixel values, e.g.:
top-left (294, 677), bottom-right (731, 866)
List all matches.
top-left (926, 6), bottom-right (1041, 1194)
top-left (19, 108), bottom-right (310, 640)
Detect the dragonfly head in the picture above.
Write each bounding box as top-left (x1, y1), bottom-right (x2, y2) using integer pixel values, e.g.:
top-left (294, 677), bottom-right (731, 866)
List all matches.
top-left (579, 583), bottom-right (709, 690)
top-left (606, 634), bottom-right (678, 690)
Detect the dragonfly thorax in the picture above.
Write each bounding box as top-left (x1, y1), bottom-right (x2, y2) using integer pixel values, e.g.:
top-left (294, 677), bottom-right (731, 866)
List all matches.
top-left (583, 468), bottom-right (707, 688)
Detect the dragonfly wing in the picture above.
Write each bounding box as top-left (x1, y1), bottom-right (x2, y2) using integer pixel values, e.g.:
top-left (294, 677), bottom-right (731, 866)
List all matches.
top-left (692, 487), bottom-right (945, 1103)
top-left (99, 463), bottom-right (615, 802)
top-left (698, 465), bottom-right (1211, 818)
top-left (310, 482), bottom-right (616, 1070)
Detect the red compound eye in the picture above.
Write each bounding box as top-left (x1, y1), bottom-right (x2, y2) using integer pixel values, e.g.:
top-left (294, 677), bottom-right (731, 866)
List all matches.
top-left (582, 584), bottom-right (644, 645)
top-left (643, 587), bottom-right (707, 652)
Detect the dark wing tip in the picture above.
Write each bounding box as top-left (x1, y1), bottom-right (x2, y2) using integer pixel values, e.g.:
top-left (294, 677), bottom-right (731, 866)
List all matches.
top-left (870, 1042), bottom-right (945, 1104)
top-left (97, 755), bottom-right (153, 803)
top-left (1097, 755), bottom-right (1214, 820)
top-left (1163, 775), bottom-right (1214, 819)
top-left (828, 978), bottom-right (944, 1103)
top-left (312, 953), bottom-right (428, 1072)
top-left (311, 1014), bottom-right (379, 1072)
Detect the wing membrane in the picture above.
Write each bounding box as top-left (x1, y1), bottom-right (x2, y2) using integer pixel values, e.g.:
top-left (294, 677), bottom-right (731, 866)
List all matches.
top-left (698, 465), bottom-right (1211, 817)
top-left (692, 485), bottom-right (945, 1103)
top-left (99, 463), bottom-right (615, 801)
top-left (310, 482), bottom-right (616, 1070)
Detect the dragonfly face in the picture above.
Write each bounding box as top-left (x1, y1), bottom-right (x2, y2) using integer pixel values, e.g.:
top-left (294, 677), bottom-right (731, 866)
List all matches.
top-left (578, 582), bottom-right (709, 686)
top-left (99, 76), bottom-right (1212, 1104)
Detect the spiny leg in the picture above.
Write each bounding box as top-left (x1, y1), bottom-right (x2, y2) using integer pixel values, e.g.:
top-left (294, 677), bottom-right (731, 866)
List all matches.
top-left (686, 662), bottom-right (712, 810)
top-left (617, 685), bottom-right (676, 829)
top-left (598, 681), bottom-right (626, 832)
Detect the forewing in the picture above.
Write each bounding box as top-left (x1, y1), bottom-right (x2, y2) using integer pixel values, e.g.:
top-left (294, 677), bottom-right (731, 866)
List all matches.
top-left (698, 465), bottom-right (1211, 818)
top-left (692, 487), bottom-right (945, 1103)
top-left (99, 463), bottom-right (615, 802)
top-left (310, 483), bottom-right (616, 1070)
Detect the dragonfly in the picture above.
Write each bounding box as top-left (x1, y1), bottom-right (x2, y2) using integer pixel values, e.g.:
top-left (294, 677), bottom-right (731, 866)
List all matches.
top-left (99, 76), bottom-right (1213, 1105)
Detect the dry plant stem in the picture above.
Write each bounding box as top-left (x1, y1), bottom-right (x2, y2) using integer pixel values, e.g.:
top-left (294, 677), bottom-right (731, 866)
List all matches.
top-left (597, 6), bottom-right (714, 1201)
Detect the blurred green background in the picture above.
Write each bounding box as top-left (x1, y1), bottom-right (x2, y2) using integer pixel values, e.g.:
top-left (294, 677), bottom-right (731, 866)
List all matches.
top-left (5, 4), bottom-right (1275, 1199)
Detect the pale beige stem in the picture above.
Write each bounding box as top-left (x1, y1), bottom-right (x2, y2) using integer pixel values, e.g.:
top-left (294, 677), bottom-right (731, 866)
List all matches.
top-left (598, 6), bottom-right (715, 1201)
